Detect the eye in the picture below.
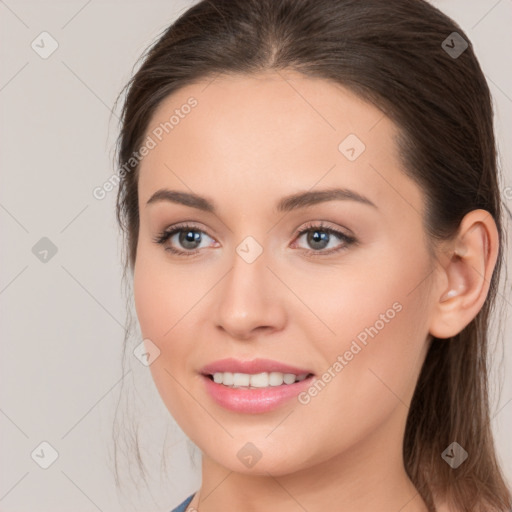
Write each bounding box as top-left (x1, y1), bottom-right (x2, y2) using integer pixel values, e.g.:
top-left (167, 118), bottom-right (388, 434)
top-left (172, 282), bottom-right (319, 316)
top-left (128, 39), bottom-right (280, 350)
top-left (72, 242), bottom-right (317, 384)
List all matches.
top-left (292, 221), bottom-right (356, 255)
top-left (153, 221), bottom-right (357, 258)
top-left (153, 223), bottom-right (216, 257)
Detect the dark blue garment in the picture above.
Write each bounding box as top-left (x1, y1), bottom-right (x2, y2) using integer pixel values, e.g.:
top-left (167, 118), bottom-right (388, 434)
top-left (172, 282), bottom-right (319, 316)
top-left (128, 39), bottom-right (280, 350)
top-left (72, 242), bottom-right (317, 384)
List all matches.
top-left (170, 493), bottom-right (195, 512)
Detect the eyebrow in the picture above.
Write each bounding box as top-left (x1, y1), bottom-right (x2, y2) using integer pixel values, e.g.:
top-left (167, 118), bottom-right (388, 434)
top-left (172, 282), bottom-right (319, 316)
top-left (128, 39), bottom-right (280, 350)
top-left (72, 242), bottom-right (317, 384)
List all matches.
top-left (145, 187), bottom-right (377, 213)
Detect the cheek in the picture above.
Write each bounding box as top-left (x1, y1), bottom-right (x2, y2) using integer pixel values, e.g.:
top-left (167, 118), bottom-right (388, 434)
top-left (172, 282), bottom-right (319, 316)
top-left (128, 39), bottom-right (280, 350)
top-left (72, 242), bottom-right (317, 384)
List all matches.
top-left (133, 250), bottom-right (200, 427)
top-left (132, 247), bottom-right (188, 387)
top-left (133, 262), bottom-right (170, 342)
top-left (133, 243), bottom-right (204, 340)
top-left (298, 247), bottom-right (431, 434)
top-left (286, 238), bottom-right (430, 357)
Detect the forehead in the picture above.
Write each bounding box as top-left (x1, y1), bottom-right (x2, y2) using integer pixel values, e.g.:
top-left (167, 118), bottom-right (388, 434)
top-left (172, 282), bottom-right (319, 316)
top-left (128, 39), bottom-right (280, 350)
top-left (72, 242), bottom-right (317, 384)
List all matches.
top-left (137, 70), bottom-right (423, 219)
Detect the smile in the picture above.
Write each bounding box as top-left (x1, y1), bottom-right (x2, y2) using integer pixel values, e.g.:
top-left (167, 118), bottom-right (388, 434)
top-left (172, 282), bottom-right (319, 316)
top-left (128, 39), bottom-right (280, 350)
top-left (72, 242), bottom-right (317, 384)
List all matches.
top-left (208, 371), bottom-right (310, 388)
top-left (199, 358), bottom-right (316, 413)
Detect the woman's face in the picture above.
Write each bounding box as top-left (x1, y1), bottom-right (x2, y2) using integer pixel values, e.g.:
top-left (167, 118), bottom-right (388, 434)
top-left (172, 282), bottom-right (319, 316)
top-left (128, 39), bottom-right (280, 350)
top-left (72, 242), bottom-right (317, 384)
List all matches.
top-left (133, 71), bottom-right (438, 476)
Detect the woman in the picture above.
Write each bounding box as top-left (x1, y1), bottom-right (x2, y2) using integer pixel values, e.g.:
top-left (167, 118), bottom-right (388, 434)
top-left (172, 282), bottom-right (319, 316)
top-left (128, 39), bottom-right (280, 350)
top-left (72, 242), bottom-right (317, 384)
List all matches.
top-left (113, 0), bottom-right (512, 510)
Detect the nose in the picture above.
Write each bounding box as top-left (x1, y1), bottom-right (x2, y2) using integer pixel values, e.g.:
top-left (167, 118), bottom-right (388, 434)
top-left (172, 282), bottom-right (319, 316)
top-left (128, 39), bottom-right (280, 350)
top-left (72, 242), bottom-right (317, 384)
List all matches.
top-left (214, 245), bottom-right (287, 340)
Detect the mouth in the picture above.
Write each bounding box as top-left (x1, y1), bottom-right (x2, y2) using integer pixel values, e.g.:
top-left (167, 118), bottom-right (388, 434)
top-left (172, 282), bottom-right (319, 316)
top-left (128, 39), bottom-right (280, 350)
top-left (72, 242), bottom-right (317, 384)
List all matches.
top-left (203, 371), bottom-right (314, 388)
top-left (199, 359), bottom-right (316, 413)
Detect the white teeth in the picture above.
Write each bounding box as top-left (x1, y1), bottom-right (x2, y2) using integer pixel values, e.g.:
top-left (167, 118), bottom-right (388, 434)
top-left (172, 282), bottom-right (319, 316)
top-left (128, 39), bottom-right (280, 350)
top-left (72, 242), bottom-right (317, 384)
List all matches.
top-left (283, 373), bottom-right (296, 384)
top-left (210, 371), bottom-right (309, 388)
top-left (268, 372), bottom-right (284, 386)
top-left (233, 372), bottom-right (250, 386)
top-left (249, 372), bottom-right (269, 388)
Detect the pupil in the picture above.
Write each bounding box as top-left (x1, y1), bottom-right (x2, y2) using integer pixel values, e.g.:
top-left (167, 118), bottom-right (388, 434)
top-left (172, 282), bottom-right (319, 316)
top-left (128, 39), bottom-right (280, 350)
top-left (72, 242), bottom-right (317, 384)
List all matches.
top-left (180, 230), bottom-right (201, 249)
top-left (309, 230), bottom-right (329, 249)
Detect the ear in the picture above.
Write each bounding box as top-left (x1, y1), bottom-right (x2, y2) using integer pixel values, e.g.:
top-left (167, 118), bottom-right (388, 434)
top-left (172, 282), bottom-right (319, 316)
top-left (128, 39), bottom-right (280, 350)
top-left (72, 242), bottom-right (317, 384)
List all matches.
top-left (429, 209), bottom-right (499, 339)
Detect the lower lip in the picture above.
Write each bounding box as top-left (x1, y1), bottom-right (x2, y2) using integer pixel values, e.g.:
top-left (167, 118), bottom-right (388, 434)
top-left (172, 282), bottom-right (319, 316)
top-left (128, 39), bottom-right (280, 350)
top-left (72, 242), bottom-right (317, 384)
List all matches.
top-left (201, 374), bottom-right (315, 414)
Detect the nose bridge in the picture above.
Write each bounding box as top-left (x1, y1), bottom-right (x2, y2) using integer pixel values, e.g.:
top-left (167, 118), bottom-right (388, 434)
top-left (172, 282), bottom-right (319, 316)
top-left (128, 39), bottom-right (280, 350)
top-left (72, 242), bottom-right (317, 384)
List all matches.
top-left (224, 234), bottom-right (269, 309)
top-left (215, 232), bottom-right (285, 338)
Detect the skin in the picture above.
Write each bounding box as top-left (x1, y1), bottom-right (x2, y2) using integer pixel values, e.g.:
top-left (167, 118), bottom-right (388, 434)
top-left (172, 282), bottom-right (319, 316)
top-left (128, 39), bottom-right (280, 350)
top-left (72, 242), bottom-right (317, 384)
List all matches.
top-left (132, 70), bottom-right (498, 512)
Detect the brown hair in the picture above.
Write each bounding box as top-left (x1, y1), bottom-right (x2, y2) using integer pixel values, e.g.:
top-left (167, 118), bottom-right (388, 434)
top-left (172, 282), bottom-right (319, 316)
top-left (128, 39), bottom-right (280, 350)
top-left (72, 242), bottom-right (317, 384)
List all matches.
top-left (114, 0), bottom-right (512, 510)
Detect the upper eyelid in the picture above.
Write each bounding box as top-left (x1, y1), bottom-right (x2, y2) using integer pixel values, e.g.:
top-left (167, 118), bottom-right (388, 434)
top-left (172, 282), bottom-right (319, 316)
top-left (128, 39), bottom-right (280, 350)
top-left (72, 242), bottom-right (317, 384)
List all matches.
top-left (157, 221), bottom-right (354, 247)
top-left (159, 221), bottom-right (351, 237)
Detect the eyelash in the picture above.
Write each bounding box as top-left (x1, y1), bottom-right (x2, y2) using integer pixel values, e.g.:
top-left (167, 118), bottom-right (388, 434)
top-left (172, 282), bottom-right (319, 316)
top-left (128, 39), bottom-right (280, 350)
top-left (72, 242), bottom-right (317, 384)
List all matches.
top-left (152, 221), bottom-right (357, 258)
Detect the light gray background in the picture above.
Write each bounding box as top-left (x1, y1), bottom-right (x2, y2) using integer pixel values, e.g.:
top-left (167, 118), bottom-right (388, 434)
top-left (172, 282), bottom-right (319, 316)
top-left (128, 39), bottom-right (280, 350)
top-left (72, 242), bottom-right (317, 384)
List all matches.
top-left (1, 1), bottom-right (511, 511)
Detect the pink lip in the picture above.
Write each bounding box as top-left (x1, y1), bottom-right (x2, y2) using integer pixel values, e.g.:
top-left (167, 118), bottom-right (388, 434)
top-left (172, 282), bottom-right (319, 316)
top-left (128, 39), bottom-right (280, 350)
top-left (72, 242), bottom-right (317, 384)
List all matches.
top-left (201, 358), bottom-right (313, 376)
top-left (200, 358), bottom-right (315, 414)
top-left (201, 375), bottom-right (315, 414)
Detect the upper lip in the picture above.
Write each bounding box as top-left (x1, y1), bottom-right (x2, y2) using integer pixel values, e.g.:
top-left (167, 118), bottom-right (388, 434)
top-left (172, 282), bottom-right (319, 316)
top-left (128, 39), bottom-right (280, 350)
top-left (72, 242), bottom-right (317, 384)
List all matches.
top-left (201, 358), bottom-right (314, 376)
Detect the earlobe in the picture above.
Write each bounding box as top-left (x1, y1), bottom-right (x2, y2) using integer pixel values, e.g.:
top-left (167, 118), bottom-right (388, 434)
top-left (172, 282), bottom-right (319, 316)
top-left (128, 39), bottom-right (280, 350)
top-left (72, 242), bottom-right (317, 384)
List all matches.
top-left (429, 210), bottom-right (499, 339)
